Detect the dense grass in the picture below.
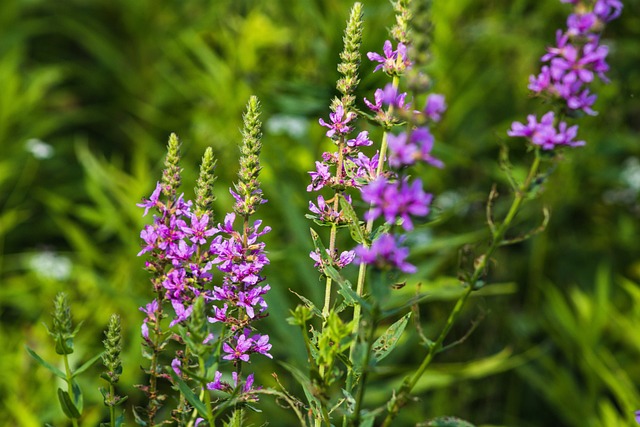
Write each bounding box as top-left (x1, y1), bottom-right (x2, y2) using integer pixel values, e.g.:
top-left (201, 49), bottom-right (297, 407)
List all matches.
top-left (1, 0), bottom-right (639, 425)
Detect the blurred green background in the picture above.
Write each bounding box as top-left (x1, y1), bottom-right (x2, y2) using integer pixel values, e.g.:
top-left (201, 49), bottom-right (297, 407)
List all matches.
top-left (1, 0), bottom-right (639, 425)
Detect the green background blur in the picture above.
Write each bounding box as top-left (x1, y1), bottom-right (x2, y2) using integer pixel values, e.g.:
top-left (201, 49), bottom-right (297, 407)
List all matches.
top-left (1, 0), bottom-right (639, 425)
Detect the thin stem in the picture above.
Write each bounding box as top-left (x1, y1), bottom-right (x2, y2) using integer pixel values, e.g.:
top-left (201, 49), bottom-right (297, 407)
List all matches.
top-left (350, 306), bottom-right (378, 426)
top-left (381, 150), bottom-right (542, 427)
top-left (62, 351), bottom-right (79, 427)
top-left (109, 383), bottom-right (116, 427)
top-left (323, 135), bottom-right (347, 317)
top-left (146, 291), bottom-right (164, 426)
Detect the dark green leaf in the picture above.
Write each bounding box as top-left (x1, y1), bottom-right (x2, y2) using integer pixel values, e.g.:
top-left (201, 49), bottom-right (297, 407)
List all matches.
top-left (72, 379), bottom-right (83, 412)
top-left (169, 371), bottom-right (208, 418)
top-left (57, 388), bottom-right (81, 419)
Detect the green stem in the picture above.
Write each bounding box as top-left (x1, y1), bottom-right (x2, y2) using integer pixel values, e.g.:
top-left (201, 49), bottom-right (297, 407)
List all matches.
top-left (350, 305), bottom-right (379, 426)
top-left (109, 383), bottom-right (116, 427)
top-left (381, 150), bottom-right (542, 427)
top-left (62, 351), bottom-right (79, 427)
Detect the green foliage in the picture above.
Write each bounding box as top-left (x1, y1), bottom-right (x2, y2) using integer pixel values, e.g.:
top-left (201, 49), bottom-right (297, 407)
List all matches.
top-left (1, 0), bottom-right (638, 425)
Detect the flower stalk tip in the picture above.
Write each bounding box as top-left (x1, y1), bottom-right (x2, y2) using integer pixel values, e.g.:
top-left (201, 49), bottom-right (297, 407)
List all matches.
top-left (162, 133), bottom-right (182, 199)
top-left (234, 95), bottom-right (265, 217)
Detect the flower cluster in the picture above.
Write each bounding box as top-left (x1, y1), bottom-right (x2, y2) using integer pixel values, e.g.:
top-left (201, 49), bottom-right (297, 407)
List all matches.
top-left (206, 95), bottom-right (272, 393)
top-left (138, 97), bottom-right (272, 409)
top-left (511, 0), bottom-right (622, 150)
top-left (207, 213), bottom-right (273, 370)
top-left (138, 181), bottom-right (215, 330)
top-left (353, 41), bottom-right (446, 273)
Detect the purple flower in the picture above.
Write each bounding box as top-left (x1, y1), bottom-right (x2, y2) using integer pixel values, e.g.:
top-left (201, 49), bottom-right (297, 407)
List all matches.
top-left (169, 299), bottom-right (193, 326)
top-left (364, 89), bottom-right (384, 112)
top-left (387, 129), bottom-right (443, 169)
top-left (206, 371), bottom-right (224, 391)
top-left (222, 334), bottom-right (253, 362)
top-left (567, 12), bottom-right (597, 35)
top-left (171, 358), bottom-right (182, 376)
top-left (307, 161), bottom-right (332, 192)
top-left (137, 182), bottom-right (162, 216)
top-left (361, 177), bottom-right (433, 231)
top-left (423, 94), bottom-right (447, 122)
top-left (251, 333), bottom-right (273, 359)
top-left (181, 214), bottom-right (216, 244)
top-left (367, 40), bottom-right (411, 74)
top-left (594, 0), bottom-right (623, 22)
top-left (355, 233), bottom-right (416, 273)
top-left (380, 84), bottom-right (409, 109)
top-left (508, 111), bottom-right (585, 150)
top-left (318, 104), bottom-right (356, 138)
top-left (347, 131), bottom-right (373, 148)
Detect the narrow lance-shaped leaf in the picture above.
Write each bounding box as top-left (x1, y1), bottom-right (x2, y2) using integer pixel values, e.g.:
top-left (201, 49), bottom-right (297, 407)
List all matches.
top-left (72, 351), bottom-right (104, 378)
top-left (25, 346), bottom-right (66, 380)
top-left (339, 195), bottom-right (366, 244)
top-left (169, 371), bottom-right (208, 418)
top-left (372, 312), bottom-right (411, 362)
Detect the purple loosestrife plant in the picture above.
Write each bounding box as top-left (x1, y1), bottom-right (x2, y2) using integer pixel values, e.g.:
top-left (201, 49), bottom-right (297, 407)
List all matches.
top-left (380, 1), bottom-right (622, 426)
top-left (136, 96), bottom-right (271, 426)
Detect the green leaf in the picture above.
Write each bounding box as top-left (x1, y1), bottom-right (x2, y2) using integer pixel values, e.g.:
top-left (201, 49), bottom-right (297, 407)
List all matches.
top-left (169, 371), bottom-right (208, 418)
top-left (324, 264), bottom-right (373, 315)
top-left (115, 412), bottom-right (126, 427)
top-left (57, 388), bottom-right (81, 419)
top-left (278, 361), bottom-right (322, 414)
top-left (290, 289), bottom-right (322, 318)
top-left (372, 312), bottom-right (411, 362)
top-left (55, 336), bottom-right (75, 355)
top-left (339, 195), bottom-right (366, 244)
top-left (25, 346), bottom-right (66, 380)
top-left (425, 416), bottom-right (476, 427)
top-left (72, 351), bottom-right (104, 378)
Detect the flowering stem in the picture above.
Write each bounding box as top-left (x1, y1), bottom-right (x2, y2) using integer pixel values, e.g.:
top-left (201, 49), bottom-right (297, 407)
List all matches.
top-left (322, 135), bottom-right (347, 318)
top-left (147, 291), bottom-right (164, 426)
top-left (381, 149), bottom-right (542, 426)
top-left (346, 75), bottom-right (400, 395)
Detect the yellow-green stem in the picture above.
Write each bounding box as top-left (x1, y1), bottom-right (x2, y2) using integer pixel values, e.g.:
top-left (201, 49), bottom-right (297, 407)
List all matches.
top-left (62, 351), bottom-right (79, 427)
top-left (381, 150), bottom-right (542, 427)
